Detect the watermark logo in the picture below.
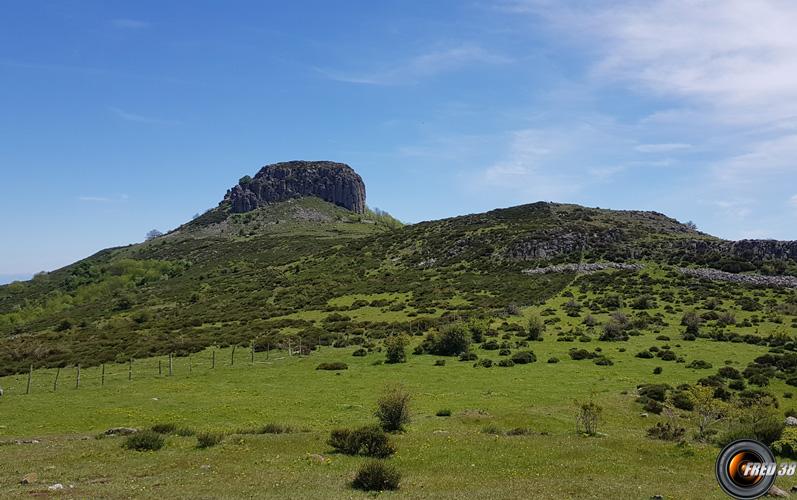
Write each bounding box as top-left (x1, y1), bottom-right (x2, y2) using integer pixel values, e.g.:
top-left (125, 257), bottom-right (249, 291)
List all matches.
top-left (716, 439), bottom-right (776, 499)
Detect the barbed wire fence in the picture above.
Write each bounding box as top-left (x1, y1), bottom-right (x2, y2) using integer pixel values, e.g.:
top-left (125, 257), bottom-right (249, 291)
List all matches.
top-left (0, 340), bottom-right (314, 398)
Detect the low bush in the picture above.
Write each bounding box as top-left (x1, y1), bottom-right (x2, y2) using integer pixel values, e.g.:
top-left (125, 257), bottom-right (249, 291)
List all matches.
top-left (375, 385), bottom-right (411, 432)
top-left (316, 362), bottom-right (348, 371)
top-left (547, 357), bottom-right (559, 364)
top-left (436, 409), bottom-right (452, 417)
top-left (772, 427), bottom-right (797, 458)
top-left (511, 351), bottom-right (537, 364)
top-left (459, 352), bottom-right (478, 361)
top-left (498, 359), bottom-right (515, 367)
top-left (481, 424), bottom-right (502, 435)
top-left (260, 423), bottom-right (292, 434)
top-left (196, 432), bottom-right (224, 449)
top-left (328, 426), bottom-right (395, 458)
top-left (686, 360), bottom-right (713, 370)
top-left (647, 422), bottom-right (686, 441)
top-left (653, 366), bottom-right (663, 375)
top-left (434, 359), bottom-right (446, 366)
top-left (151, 423), bottom-right (177, 434)
top-left (505, 427), bottom-right (532, 436)
top-left (474, 359), bottom-right (493, 368)
top-left (122, 431), bottom-right (164, 451)
top-left (351, 460), bottom-right (401, 491)
top-left (352, 348), bottom-right (367, 357)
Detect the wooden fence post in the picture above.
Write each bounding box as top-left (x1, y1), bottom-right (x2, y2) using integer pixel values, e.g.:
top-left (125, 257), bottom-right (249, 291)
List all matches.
top-left (53, 367), bottom-right (60, 392)
top-left (168, 353), bottom-right (173, 376)
top-left (188, 355), bottom-right (192, 374)
top-left (212, 350), bottom-right (216, 369)
top-left (250, 340), bottom-right (255, 365)
top-left (231, 345), bottom-right (236, 366)
top-left (158, 360), bottom-right (162, 376)
top-left (101, 364), bottom-right (106, 386)
top-left (75, 365), bottom-right (81, 389)
top-left (26, 364), bottom-right (33, 395)
top-left (129, 358), bottom-right (133, 381)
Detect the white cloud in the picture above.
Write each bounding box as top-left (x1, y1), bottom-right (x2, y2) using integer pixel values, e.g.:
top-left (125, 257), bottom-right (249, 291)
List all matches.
top-left (78, 194), bottom-right (129, 203)
top-left (790, 194), bottom-right (797, 207)
top-left (635, 143), bottom-right (691, 153)
top-left (109, 107), bottom-right (180, 125)
top-left (319, 44), bottom-right (511, 85)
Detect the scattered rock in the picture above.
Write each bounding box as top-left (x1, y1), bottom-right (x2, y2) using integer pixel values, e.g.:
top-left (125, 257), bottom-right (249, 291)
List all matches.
top-left (786, 417), bottom-right (797, 427)
top-left (104, 427), bottom-right (138, 436)
top-left (14, 439), bottom-right (40, 445)
top-left (640, 413), bottom-right (649, 418)
top-left (651, 496), bottom-right (664, 500)
top-left (20, 473), bottom-right (37, 485)
top-left (768, 485), bottom-right (789, 497)
top-left (48, 484), bottom-right (64, 491)
top-left (523, 262), bottom-right (643, 275)
top-left (791, 485), bottom-right (797, 493)
top-left (433, 430), bottom-right (450, 435)
top-left (199, 464), bottom-right (212, 470)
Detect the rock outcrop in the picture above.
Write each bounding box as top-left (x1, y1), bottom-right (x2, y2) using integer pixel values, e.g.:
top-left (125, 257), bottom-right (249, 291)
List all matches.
top-left (223, 161), bottom-right (366, 214)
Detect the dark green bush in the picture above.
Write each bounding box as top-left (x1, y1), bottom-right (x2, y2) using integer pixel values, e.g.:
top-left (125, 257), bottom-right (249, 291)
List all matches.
top-left (352, 348), bottom-right (367, 357)
top-left (686, 360), bottom-right (712, 369)
top-left (351, 460), bottom-right (401, 491)
top-left (123, 431), bottom-right (165, 451)
top-left (328, 426), bottom-right (395, 457)
top-left (511, 351), bottom-right (537, 364)
top-left (653, 366), bottom-right (663, 375)
top-left (474, 358), bottom-right (493, 368)
top-left (647, 422), bottom-right (685, 441)
top-left (151, 423), bottom-right (177, 434)
top-left (316, 362), bottom-right (348, 371)
top-left (547, 357), bottom-right (559, 363)
top-left (196, 432), bottom-right (224, 449)
top-left (498, 359), bottom-right (515, 367)
top-left (375, 385), bottom-right (411, 432)
top-left (436, 409), bottom-right (452, 417)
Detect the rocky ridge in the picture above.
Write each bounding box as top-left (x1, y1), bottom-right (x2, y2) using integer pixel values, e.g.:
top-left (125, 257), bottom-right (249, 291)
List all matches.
top-left (224, 161), bottom-right (366, 214)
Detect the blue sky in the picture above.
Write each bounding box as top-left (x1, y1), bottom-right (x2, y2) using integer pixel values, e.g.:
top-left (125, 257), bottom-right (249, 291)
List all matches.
top-left (3, 0), bottom-right (797, 281)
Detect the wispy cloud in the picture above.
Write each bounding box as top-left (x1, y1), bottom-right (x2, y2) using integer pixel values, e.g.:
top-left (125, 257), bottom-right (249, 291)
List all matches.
top-left (112, 19), bottom-right (149, 30)
top-left (635, 143), bottom-right (692, 153)
top-left (789, 194), bottom-right (797, 208)
top-left (78, 194), bottom-right (129, 203)
top-left (109, 107), bottom-right (180, 125)
top-left (319, 44), bottom-right (511, 85)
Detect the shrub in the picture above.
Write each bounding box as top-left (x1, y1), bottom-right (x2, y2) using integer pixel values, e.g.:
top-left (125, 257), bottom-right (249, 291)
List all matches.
top-left (772, 427), bottom-right (797, 458)
top-left (482, 340), bottom-right (500, 350)
top-left (384, 335), bottom-right (407, 364)
top-left (316, 362), bottom-right (348, 370)
top-left (352, 348), bottom-right (367, 357)
top-left (196, 432), bottom-right (224, 449)
top-left (729, 379), bottom-right (746, 391)
top-left (505, 427), bottom-right (532, 436)
top-left (638, 384), bottom-right (670, 402)
top-left (151, 423), bottom-right (177, 434)
top-left (328, 426), bottom-right (395, 458)
top-left (122, 431), bottom-right (164, 451)
top-left (351, 460), bottom-right (401, 491)
top-left (643, 399), bottom-right (663, 414)
top-left (436, 409), bottom-right (451, 417)
top-left (176, 427), bottom-right (196, 437)
top-left (474, 359), bottom-right (493, 368)
top-left (718, 417), bottom-right (784, 447)
top-left (547, 357), bottom-right (559, 363)
top-left (594, 356), bottom-right (613, 366)
top-left (434, 359), bottom-right (446, 366)
top-left (375, 385), bottom-right (411, 432)
top-left (511, 351), bottom-right (537, 364)
top-left (647, 422), bottom-right (685, 441)
top-left (459, 352), bottom-right (478, 361)
top-left (576, 401), bottom-right (602, 436)
top-left (653, 367), bottom-right (663, 375)
top-left (527, 315), bottom-right (546, 340)
top-left (569, 349), bottom-right (595, 360)
top-left (498, 348), bottom-right (511, 356)
top-left (671, 390), bottom-right (694, 411)
top-left (481, 424), bottom-right (502, 435)
top-left (260, 423), bottom-right (292, 434)
top-left (421, 323), bottom-right (471, 356)
top-left (498, 359), bottom-right (515, 367)
top-left (686, 360), bottom-right (713, 370)
top-left (718, 366), bottom-right (742, 379)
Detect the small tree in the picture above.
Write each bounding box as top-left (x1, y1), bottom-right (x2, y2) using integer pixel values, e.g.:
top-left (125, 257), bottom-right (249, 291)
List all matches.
top-left (239, 175), bottom-right (253, 186)
top-left (426, 323), bottom-right (470, 355)
top-left (375, 385), bottom-right (411, 432)
top-left (145, 229), bottom-right (163, 241)
top-left (384, 335), bottom-right (407, 364)
top-left (688, 385), bottom-right (729, 442)
top-left (575, 400), bottom-right (602, 436)
top-left (527, 314), bottom-right (546, 341)
top-left (681, 310), bottom-right (702, 336)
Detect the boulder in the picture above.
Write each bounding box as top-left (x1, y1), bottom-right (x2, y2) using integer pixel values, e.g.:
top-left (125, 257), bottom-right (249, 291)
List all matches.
top-left (786, 417), bottom-right (797, 427)
top-left (104, 427), bottom-right (138, 436)
top-left (20, 473), bottom-right (37, 485)
top-left (768, 485), bottom-right (789, 497)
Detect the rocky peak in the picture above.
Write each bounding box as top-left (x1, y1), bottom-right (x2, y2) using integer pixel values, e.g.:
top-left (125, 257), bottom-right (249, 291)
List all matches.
top-left (223, 160), bottom-right (366, 214)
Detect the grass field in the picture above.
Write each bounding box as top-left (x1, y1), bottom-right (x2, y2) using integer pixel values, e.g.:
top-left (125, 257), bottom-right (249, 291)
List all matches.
top-left (1, 327), bottom-right (794, 499)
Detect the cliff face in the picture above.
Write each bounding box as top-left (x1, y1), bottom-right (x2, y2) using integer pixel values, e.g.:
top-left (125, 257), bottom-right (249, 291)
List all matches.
top-left (224, 161), bottom-right (366, 214)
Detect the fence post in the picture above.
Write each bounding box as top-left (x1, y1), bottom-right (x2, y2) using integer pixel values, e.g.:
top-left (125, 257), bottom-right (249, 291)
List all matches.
top-left (168, 353), bottom-right (173, 376)
top-left (266, 343), bottom-right (270, 360)
top-left (250, 340), bottom-right (255, 365)
top-left (26, 364), bottom-right (33, 395)
top-left (75, 365), bottom-right (81, 389)
top-left (188, 355), bottom-right (192, 374)
top-left (101, 364), bottom-right (105, 386)
top-left (129, 358), bottom-right (133, 381)
top-left (231, 345), bottom-right (236, 366)
top-left (53, 367), bottom-right (60, 392)
top-left (212, 350), bottom-right (216, 369)
top-left (158, 360), bottom-right (162, 376)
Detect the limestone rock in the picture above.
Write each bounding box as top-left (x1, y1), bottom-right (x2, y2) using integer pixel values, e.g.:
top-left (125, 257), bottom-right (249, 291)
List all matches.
top-left (224, 161), bottom-right (366, 214)
top-left (786, 417), bottom-right (797, 427)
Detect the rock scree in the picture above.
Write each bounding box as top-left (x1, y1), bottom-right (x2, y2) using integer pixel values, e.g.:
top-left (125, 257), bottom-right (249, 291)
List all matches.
top-left (223, 160), bottom-right (366, 214)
